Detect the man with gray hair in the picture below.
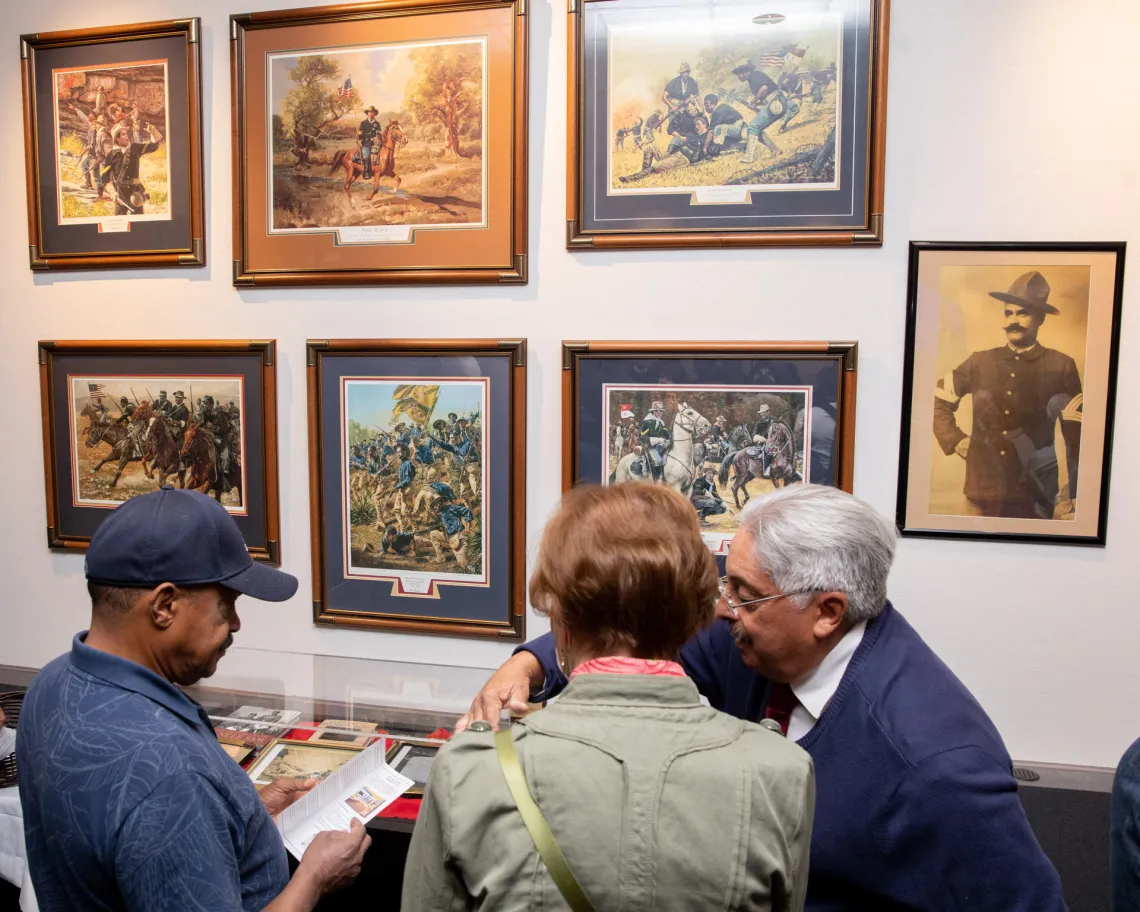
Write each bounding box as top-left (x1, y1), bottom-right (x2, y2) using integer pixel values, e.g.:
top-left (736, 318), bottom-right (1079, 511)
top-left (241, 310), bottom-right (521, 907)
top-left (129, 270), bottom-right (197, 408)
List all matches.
top-left (459, 484), bottom-right (1066, 910)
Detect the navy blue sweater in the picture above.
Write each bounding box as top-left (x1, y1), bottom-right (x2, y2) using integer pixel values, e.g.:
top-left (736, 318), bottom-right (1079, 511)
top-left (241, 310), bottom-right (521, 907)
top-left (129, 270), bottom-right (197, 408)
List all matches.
top-left (521, 602), bottom-right (1066, 911)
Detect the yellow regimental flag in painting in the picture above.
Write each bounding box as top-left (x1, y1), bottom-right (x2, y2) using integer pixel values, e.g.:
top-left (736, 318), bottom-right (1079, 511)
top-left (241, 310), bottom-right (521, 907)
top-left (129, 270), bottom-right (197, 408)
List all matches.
top-left (391, 384), bottom-right (440, 426)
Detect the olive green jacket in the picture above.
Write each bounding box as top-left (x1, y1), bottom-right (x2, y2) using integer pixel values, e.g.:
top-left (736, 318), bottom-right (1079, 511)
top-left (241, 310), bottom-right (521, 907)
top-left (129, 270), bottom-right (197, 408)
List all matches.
top-left (402, 673), bottom-right (815, 911)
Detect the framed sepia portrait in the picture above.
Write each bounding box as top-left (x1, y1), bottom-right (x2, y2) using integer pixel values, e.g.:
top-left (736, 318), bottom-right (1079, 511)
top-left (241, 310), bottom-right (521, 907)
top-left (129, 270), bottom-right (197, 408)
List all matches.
top-left (39, 340), bottom-right (282, 562)
top-left (246, 738), bottom-right (362, 786)
top-left (897, 242), bottom-right (1126, 546)
top-left (307, 339), bottom-right (526, 637)
top-left (563, 341), bottom-right (857, 555)
top-left (21, 18), bottom-right (205, 271)
top-left (231, 0), bottom-right (528, 286)
top-left (567, 0), bottom-right (889, 250)
top-left (385, 739), bottom-right (441, 796)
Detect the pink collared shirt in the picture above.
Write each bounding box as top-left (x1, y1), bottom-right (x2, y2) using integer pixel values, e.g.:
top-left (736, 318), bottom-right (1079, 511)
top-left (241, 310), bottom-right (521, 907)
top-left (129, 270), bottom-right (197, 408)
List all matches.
top-left (569, 656), bottom-right (687, 678)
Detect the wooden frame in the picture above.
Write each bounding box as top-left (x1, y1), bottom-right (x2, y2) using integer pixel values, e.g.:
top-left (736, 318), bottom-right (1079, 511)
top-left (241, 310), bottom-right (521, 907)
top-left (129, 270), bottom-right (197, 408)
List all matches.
top-left (563, 341), bottom-right (857, 552)
top-left (21, 18), bottom-right (205, 270)
top-left (39, 340), bottom-right (281, 563)
top-left (231, 0), bottom-right (528, 286)
top-left (384, 738), bottom-right (442, 796)
top-left (307, 339), bottom-right (527, 638)
top-left (896, 242), bottom-right (1125, 546)
top-left (566, 0), bottom-right (890, 249)
top-left (245, 737), bottom-right (363, 785)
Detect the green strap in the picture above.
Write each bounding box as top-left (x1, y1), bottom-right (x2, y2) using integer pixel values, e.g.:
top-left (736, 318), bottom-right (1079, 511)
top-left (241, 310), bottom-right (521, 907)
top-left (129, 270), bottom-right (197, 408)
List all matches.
top-left (495, 728), bottom-right (596, 912)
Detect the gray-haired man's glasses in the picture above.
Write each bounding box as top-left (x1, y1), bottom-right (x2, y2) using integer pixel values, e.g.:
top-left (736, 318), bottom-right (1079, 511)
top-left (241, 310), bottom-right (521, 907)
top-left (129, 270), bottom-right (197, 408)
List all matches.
top-left (717, 577), bottom-right (815, 619)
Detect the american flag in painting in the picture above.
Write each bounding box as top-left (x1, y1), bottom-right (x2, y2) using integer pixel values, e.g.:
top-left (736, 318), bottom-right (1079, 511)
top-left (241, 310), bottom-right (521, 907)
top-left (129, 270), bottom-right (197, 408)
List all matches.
top-left (87, 382), bottom-right (107, 404)
top-left (758, 53), bottom-right (788, 67)
top-left (336, 76), bottom-right (355, 99)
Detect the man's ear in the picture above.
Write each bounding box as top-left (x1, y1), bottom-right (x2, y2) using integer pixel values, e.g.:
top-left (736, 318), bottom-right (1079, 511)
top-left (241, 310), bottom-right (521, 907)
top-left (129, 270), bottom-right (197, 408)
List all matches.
top-left (148, 583), bottom-right (179, 630)
top-left (812, 591), bottom-right (849, 640)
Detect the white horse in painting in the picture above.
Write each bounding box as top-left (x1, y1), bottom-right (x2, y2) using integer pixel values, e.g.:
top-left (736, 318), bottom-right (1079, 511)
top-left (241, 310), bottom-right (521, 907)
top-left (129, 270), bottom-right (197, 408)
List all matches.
top-left (609, 403), bottom-right (711, 494)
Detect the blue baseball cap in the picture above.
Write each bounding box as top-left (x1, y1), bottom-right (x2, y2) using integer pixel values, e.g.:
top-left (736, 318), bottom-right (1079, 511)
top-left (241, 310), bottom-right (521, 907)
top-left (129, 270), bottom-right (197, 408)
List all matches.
top-left (85, 487), bottom-right (297, 601)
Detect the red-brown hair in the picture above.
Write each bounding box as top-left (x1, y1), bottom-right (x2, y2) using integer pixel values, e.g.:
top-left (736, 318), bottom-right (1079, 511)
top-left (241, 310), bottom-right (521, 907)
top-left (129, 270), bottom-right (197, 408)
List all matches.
top-left (529, 484), bottom-right (717, 658)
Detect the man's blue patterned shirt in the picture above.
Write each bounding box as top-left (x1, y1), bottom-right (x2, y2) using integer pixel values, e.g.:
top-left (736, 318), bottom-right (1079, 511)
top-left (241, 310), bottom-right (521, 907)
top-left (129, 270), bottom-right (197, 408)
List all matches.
top-left (17, 633), bottom-right (289, 911)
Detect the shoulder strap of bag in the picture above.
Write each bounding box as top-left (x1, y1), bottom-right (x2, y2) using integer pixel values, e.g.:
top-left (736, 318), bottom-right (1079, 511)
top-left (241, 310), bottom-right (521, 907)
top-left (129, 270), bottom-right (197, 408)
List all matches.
top-left (494, 728), bottom-right (596, 912)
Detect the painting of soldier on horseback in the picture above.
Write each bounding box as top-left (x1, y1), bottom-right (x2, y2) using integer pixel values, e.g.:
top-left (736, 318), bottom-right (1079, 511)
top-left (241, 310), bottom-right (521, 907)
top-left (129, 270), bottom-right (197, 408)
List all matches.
top-left (343, 378), bottom-right (487, 595)
top-left (69, 377), bottom-right (245, 512)
top-left (604, 386), bottom-right (810, 551)
top-left (268, 39), bottom-right (486, 239)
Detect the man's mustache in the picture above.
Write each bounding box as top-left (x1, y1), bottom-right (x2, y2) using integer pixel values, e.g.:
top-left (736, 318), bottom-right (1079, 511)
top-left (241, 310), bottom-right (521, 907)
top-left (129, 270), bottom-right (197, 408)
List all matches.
top-left (1004, 324), bottom-right (1028, 333)
top-left (730, 623), bottom-right (748, 646)
top-left (220, 634), bottom-right (234, 652)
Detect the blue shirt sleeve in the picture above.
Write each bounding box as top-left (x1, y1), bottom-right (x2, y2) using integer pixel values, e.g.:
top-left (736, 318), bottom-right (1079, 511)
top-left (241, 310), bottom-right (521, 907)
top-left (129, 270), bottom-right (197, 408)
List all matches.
top-left (887, 746), bottom-right (1067, 911)
top-left (114, 771), bottom-right (265, 911)
top-left (513, 632), bottom-right (565, 702)
top-left (1112, 737), bottom-right (1140, 912)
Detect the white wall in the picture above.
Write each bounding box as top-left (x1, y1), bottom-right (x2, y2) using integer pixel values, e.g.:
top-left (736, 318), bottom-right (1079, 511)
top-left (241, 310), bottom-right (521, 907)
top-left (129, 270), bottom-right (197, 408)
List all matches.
top-left (3, 0), bottom-right (1138, 769)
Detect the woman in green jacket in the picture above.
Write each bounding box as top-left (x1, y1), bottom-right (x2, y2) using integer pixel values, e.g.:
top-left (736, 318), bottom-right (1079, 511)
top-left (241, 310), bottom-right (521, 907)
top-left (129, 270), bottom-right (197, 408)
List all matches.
top-left (403, 483), bottom-right (815, 911)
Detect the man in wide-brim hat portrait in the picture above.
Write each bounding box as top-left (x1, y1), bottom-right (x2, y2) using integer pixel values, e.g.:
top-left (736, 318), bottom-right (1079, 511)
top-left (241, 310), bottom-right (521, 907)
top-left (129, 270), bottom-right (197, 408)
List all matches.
top-left (932, 270), bottom-right (1084, 520)
top-left (357, 106), bottom-right (382, 179)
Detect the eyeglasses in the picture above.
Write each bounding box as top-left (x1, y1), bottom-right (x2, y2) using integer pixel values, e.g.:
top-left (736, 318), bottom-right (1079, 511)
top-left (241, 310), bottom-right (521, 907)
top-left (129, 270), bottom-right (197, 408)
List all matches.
top-left (717, 577), bottom-right (815, 618)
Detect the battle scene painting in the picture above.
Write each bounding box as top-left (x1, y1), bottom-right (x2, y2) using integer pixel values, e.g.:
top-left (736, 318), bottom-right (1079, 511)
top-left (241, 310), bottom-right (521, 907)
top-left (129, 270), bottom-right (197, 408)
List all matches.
top-left (268, 40), bottom-right (486, 238)
top-left (343, 379), bottom-right (487, 594)
top-left (607, 10), bottom-right (840, 194)
top-left (69, 376), bottom-right (245, 512)
top-left (53, 61), bottom-right (172, 224)
top-left (605, 386), bottom-right (810, 550)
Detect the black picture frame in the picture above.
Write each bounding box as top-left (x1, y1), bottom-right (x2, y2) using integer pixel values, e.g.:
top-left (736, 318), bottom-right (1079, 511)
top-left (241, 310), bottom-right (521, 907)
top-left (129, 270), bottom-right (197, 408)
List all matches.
top-left (38, 340), bottom-right (281, 562)
top-left (896, 242), bottom-right (1126, 546)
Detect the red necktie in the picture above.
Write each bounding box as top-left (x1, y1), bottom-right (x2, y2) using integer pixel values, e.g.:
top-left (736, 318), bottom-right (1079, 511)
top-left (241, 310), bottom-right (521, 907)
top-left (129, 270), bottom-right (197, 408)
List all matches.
top-left (763, 682), bottom-right (797, 736)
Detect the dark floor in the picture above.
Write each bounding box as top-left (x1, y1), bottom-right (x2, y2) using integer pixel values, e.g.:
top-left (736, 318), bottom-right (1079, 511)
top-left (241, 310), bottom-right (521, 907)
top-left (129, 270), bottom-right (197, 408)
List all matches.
top-left (0, 784), bottom-right (1112, 912)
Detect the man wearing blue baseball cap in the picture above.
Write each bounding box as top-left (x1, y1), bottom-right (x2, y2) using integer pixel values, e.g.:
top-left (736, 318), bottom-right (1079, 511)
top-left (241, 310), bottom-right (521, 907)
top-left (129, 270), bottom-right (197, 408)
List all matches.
top-left (17, 488), bottom-right (370, 911)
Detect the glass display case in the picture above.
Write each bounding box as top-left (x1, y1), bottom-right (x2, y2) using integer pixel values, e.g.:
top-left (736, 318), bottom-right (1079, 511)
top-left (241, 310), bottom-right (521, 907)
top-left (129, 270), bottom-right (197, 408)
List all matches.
top-left (186, 647), bottom-right (499, 831)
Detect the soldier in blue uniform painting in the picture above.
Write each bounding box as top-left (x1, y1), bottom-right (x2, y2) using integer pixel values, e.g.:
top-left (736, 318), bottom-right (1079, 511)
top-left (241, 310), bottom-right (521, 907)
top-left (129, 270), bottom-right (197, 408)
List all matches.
top-left (933, 271), bottom-right (1083, 520)
top-left (690, 467), bottom-right (727, 525)
top-left (430, 499), bottom-right (474, 570)
top-left (357, 106), bottom-right (383, 179)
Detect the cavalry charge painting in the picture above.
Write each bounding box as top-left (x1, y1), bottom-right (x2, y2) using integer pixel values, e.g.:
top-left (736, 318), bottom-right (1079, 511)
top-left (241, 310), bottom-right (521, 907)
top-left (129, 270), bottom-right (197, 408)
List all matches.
top-left (69, 376), bottom-right (245, 512)
top-left (607, 11), bottom-right (841, 195)
top-left (268, 40), bottom-right (486, 241)
top-left (343, 379), bottom-right (487, 595)
top-left (52, 61), bottom-right (172, 224)
top-left (605, 386), bottom-right (810, 550)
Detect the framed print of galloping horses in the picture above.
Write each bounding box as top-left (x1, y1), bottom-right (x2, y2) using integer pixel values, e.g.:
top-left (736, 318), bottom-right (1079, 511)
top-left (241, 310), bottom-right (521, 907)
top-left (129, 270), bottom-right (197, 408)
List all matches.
top-left (38, 340), bottom-right (281, 562)
top-left (231, 0), bottom-right (528, 286)
top-left (562, 341), bottom-right (857, 555)
top-left (20, 18), bottom-right (205, 270)
top-left (567, 0), bottom-right (889, 249)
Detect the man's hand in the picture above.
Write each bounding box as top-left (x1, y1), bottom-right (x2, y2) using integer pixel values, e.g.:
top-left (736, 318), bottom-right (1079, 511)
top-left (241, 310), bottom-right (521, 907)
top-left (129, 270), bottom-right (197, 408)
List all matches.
top-left (260, 777), bottom-right (318, 818)
top-left (456, 651), bottom-right (543, 733)
top-left (296, 819), bottom-right (371, 897)
top-left (954, 437), bottom-right (970, 460)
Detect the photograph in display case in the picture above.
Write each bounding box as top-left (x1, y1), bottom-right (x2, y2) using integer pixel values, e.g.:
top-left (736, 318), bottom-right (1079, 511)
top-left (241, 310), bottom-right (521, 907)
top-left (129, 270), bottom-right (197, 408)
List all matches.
top-left (246, 739), bottom-right (363, 786)
top-left (21, 18), bottom-right (204, 270)
top-left (231, 0), bottom-right (527, 285)
top-left (385, 740), bottom-right (441, 796)
top-left (39, 341), bottom-right (281, 562)
top-left (897, 242), bottom-right (1126, 545)
top-left (567, 0), bottom-right (888, 249)
top-left (308, 340), bottom-right (526, 637)
top-left (564, 342), bottom-right (857, 554)
top-left (308, 720), bottom-right (381, 747)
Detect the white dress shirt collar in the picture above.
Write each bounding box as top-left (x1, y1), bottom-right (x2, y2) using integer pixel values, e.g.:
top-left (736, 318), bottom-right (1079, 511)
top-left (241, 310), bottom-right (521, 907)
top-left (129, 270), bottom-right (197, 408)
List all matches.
top-left (786, 620), bottom-right (866, 741)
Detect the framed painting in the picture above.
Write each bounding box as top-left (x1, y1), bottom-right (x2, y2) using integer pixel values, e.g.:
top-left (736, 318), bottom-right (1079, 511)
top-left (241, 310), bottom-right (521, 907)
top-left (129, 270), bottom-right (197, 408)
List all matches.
top-left (246, 738), bottom-right (362, 786)
top-left (563, 341), bottom-right (857, 555)
top-left (307, 339), bottom-right (526, 637)
top-left (39, 341), bottom-right (281, 562)
top-left (231, 0), bottom-right (528, 286)
top-left (385, 739), bottom-right (441, 796)
top-left (567, 0), bottom-right (889, 249)
top-left (21, 18), bottom-right (205, 271)
top-left (897, 242), bottom-right (1126, 546)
